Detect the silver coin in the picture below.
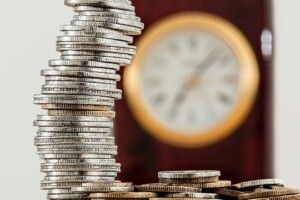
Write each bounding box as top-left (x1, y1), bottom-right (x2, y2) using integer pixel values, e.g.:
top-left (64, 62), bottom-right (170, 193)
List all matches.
top-left (60, 51), bottom-right (132, 59)
top-left (45, 158), bottom-right (116, 164)
top-left (57, 35), bottom-right (128, 45)
top-left (37, 132), bottom-right (111, 137)
top-left (158, 171), bottom-right (221, 179)
top-left (59, 55), bottom-right (131, 65)
top-left (33, 120), bottom-right (113, 128)
top-left (79, 11), bottom-right (141, 22)
top-left (40, 153), bottom-right (113, 159)
top-left (35, 137), bottom-right (114, 145)
top-left (49, 59), bottom-right (119, 70)
top-left (41, 181), bottom-right (82, 189)
top-left (83, 171), bottom-right (118, 176)
top-left (34, 94), bottom-right (114, 106)
top-left (38, 126), bottom-right (111, 133)
top-left (65, 0), bottom-right (135, 11)
top-left (61, 25), bottom-right (121, 34)
top-left (41, 87), bottom-right (122, 100)
top-left (74, 15), bottom-right (144, 29)
top-left (71, 20), bottom-right (141, 35)
top-left (47, 193), bottom-right (89, 199)
top-left (44, 176), bottom-right (116, 182)
top-left (74, 6), bottom-right (136, 16)
top-left (50, 66), bottom-right (116, 74)
top-left (71, 186), bottom-right (134, 192)
top-left (45, 76), bottom-right (116, 84)
top-left (165, 193), bottom-right (219, 199)
top-left (232, 179), bottom-right (284, 189)
top-left (38, 148), bottom-right (118, 155)
top-left (56, 44), bottom-right (137, 55)
top-left (46, 172), bottom-right (82, 176)
top-left (44, 81), bottom-right (116, 90)
top-left (48, 189), bottom-right (73, 194)
top-left (41, 69), bottom-right (121, 80)
top-left (38, 144), bottom-right (116, 149)
top-left (57, 36), bottom-right (128, 46)
top-left (61, 31), bottom-right (133, 43)
top-left (40, 165), bottom-right (121, 172)
top-left (36, 115), bottom-right (110, 122)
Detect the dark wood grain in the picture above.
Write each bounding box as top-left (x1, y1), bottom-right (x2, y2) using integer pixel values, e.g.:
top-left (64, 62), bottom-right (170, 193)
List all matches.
top-left (115, 0), bottom-right (273, 184)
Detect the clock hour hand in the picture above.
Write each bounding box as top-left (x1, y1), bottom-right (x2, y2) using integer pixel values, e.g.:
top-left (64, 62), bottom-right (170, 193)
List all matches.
top-left (168, 87), bottom-right (188, 119)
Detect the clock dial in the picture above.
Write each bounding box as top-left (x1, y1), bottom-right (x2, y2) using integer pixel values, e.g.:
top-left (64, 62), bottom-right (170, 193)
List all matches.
top-left (124, 13), bottom-right (259, 147)
top-left (141, 30), bottom-right (240, 133)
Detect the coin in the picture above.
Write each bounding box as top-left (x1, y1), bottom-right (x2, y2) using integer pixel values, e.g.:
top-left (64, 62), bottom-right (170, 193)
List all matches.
top-left (48, 110), bottom-right (116, 117)
top-left (238, 187), bottom-right (299, 200)
top-left (82, 182), bottom-right (131, 187)
top-left (34, 94), bottom-right (115, 106)
top-left (74, 6), bottom-right (136, 16)
top-left (164, 192), bottom-right (218, 199)
top-left (232, 179), bottom-right (284, 189)
top-left (159, 176), bottom-right (219, 184)
top-left (41, 104), bottom-right (111, 111)
top-left (169, 181), bottom-right (232, 188)
top-left (40, 154), bottom-right (113, 159)
top-left (48, 59), bottom-right (120, 69)
top-left (211, 188), bottom-right (244, 198)
top-left (71, 186), bottom-right (134, 192)
top-left (158, 171), bottom-right (221, 179)
top-left (90, 192), bottom-right (158, 198)
top-left (80, 11), bottom-right (141, 22)
top-left (36, 115), bottom-right (111, 122)
top-left (150, 198), bottom-right (221, 200)
top-left (48, 193), bottom-right (89, 199)
top-left (135, 183), bottom-right (201, 193)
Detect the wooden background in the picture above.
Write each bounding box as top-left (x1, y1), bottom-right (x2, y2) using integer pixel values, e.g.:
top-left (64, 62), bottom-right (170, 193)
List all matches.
top-left (115, 0), bottom-right (273, 184)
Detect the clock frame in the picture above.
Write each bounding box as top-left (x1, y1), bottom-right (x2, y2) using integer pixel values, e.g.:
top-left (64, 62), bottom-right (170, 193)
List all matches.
top-left (124, 13), bottom-right (259, 148)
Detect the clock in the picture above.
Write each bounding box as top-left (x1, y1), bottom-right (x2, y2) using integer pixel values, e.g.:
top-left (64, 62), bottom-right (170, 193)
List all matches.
top-left (116, 0), bottom-right (273, 185)
top-left (124, 13), bottom-right (259, 148)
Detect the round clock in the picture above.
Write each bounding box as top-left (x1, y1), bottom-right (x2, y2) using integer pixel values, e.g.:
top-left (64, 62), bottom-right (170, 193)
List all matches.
top-left (124, 13), bottom-right (259, 148)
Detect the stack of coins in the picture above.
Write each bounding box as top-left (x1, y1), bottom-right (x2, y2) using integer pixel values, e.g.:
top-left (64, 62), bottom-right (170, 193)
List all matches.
top-left (69, 182), bottom-right (158, 200)
top-left (135, 170), bottom-right (232, 200)
top-left (212, 179), bottom-right (300, 200)
top-left (33, 0), bottom-right (143, 199)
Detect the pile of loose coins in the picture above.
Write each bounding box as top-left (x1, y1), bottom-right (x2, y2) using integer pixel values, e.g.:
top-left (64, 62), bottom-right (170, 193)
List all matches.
top-left (213, 178), bottom-right (300, 200)
top-left (33, 0), bottom-right (143, 199)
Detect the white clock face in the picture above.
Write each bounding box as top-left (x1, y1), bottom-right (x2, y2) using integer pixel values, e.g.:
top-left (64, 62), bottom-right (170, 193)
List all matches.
top-left (140, 29), bottom-right (241, 134)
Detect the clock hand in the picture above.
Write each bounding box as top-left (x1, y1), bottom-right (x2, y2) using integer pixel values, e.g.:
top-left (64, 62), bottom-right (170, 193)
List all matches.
top-left (167, 48), bottom-right (221, 120)
top-left (194, 47), bottom-right (219, 76)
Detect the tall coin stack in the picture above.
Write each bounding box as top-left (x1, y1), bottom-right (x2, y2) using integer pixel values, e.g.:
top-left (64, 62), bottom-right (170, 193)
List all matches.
top-left (33, 0), bottom-right (144, 199)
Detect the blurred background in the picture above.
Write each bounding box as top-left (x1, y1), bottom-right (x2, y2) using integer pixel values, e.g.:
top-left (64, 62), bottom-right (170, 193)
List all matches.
top-left (0, 0), bottom-right (299, 199)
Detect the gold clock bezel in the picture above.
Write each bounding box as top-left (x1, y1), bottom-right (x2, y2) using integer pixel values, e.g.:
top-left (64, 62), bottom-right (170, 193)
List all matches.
top-left (124, 12), bottom-right (259, 148)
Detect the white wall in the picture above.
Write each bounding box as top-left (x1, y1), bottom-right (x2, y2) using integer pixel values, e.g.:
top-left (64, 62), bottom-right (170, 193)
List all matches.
top-left (0, 1), bottom-right (298, 199)
top-left (0, 1), bottom-right (73, 199)
top-left (274, 0), bottom-right (300, 187)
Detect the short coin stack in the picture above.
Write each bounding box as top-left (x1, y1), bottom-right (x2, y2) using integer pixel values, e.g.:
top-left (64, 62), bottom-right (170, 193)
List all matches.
top-left (135, 170), bottom-right (232, 200)
top-left (213, 179), bottom-right (300, 200)
top-left (33, 0), bottom-right (143, 199)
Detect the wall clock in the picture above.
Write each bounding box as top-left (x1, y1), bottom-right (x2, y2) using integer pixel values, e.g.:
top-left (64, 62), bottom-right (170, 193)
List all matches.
top-left (124, 13), bottom-right (259, 148)
top-left (115, 0), bottom-right (273, 184)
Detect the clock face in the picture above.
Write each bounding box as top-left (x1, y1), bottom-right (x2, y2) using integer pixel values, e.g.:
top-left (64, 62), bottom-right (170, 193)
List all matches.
top-left (124, 13), bottom-right (259, 148)
top-left (141, 29), bottom-right (240, 133)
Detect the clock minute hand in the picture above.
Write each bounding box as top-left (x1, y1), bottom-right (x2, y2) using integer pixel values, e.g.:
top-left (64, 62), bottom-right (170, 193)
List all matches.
top-left (194, 47), bottom-right (219, 76)
top-left (167, 48), bottom-right (219, 119)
